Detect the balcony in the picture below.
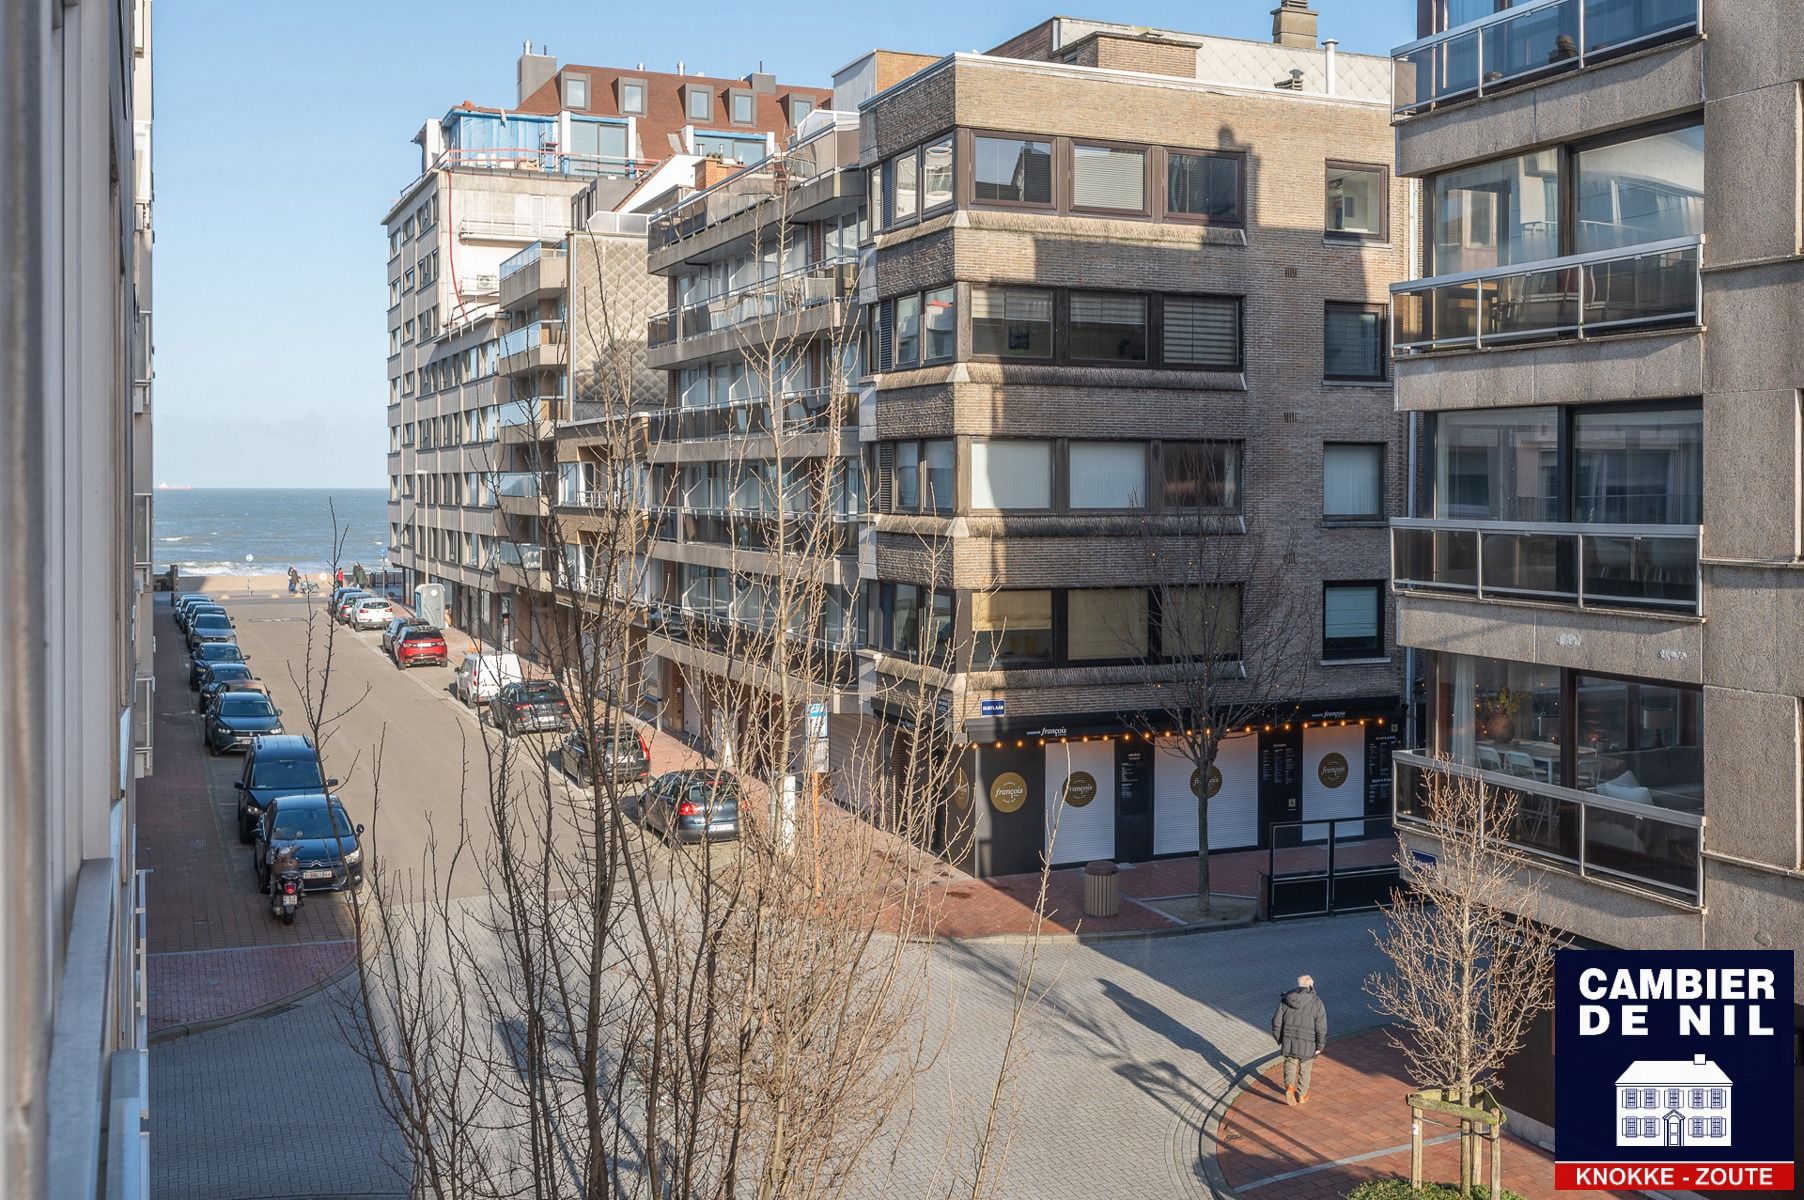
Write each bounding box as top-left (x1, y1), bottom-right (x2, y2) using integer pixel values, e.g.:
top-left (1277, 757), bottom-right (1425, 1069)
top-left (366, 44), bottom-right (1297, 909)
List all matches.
top-left (493, 540), bottom-right (546, 591)
top-left (497, 319), bottom-right (566, 374)
top-left (1392, 0), bottom-right (1700, 117)
top-left (1392, 237), bottom-right (1699, 356)
top-left (647, 258), bottom-right (859, 352)
top-left (1394, 751), bottom-right (1702, 905)
top-left (498, 395), bottom-right (567, 443)
top-left (499, 242), bottom-right (568, 309)
top-left (494, 472), bottom-right (546, 516)
top-left (1392, 518), bottom-right (1700, 614)
top-left (643, 388), bottom-right (855, 443)
top-left (649, 122), bottom-right (859, 249)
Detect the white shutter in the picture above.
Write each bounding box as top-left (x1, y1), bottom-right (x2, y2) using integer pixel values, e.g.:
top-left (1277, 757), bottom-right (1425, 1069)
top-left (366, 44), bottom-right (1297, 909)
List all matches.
top-left (1302, 723), bottom-right (1366, 825)
top-left (1154, 733), bottom-right (1259, 854)
top-left (1044, 741), bottom-right (1116, 865)
top-left (1072, 145), bottom-right (1145, 210)
top-left (1163, 298), bottom-right (1240, 368)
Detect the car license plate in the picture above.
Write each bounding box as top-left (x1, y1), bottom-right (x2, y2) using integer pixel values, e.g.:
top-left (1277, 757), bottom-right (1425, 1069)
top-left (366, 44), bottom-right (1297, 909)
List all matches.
top-left (302, 869), bottom-right (333, 880)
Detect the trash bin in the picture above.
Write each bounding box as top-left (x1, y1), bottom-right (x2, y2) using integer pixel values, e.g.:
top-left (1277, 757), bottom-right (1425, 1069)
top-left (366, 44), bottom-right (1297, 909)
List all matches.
top-left (1083, 860), bottom-right (1119, 918)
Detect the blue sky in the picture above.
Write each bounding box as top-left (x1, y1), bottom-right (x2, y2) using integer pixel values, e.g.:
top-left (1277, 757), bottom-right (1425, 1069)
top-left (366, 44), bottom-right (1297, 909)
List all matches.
top-left (151, 0), bottom-right (1415, 489)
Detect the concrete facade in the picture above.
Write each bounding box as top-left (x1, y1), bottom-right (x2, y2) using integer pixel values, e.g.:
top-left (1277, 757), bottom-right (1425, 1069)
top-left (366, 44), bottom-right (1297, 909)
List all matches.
top-left (1, 0), bottom-right (156, 1195)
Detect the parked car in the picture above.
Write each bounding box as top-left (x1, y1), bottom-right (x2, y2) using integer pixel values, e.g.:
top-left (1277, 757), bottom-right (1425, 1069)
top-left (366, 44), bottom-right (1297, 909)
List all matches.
top-left (333, 590), bottom-right (371, 623)
top-left (381, 615), bottom-right (432, 654)
top-left (560, 723), bottom-right (651, 787)
top-left (188, 640), bottom-right (248, 688)
top-left (349, 596), bottom-right (395, 630)
top-left (253, 794), bottom-right (364, 893)
top-left (177, 600), bottom-right (226, 632)
top-left (488, 680), bottom-right (571, 736)
top-left (453, 652), bottom-right (523, 707)
top-left (171, 592), bottom-right (208, 622)
top-left (197, 668), bottom-right (263, 713)
top-left (234, 734), bottom-right (337, 843)
top-left (203, 690), bottom-right (283, 755)
top-left (185, 612), bottom-right (236, 650)
top-left (392, 626), bottom-right (448, 669)
top-left (328, 584), bottom-right (363, 609)
top-left (639, 770), bottom-right (741, 844)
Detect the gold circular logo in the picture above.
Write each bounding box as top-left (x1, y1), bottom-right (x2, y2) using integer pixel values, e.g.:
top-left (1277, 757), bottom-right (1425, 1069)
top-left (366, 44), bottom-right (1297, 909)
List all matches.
top-left (1190, 766), bottom-right (1223, 799)
top-left (952, 768), bottom-right (972, 809)
top-left (1063, 771), bottom-right (1098, 808)
top-left (1318, 752), bottom-right (1350, 789)
top-left (990, 771), bottom-right (1027, 814)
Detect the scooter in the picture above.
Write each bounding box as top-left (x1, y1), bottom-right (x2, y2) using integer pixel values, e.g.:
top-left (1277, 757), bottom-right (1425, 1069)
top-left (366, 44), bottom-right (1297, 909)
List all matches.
top-left (269, 864), bottom-right (304, 924)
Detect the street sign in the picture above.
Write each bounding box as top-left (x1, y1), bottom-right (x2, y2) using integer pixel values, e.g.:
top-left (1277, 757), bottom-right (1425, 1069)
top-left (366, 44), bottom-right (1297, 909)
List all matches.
top-left (980, 698), bottom-right (1005, 717)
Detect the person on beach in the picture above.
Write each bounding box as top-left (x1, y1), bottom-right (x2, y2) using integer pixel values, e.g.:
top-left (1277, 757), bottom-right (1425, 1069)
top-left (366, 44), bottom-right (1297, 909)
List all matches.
top-left (353, 562), bottom-right (367, 589)
top-left (335, 567), bottom-right (345, 589)
top-left (287, 566), bottom-right (299, 594)
top-left (1272, 973), bottom-right (1327, 1106)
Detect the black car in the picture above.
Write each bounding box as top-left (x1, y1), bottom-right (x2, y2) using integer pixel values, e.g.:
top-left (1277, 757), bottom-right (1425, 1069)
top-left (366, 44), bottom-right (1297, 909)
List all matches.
top-left (186, 612), bottom-right (235, 650)
top-left (235, 734), bottom-right (337, 843)
top-left (560, 723), bottom-right (651, 787)
top-left (640, 770), bottom-right (741, 844)
top-left (188, 641), bottom-right (248, 689)
top-left (489, 680), bottom-right (570, 737)
top-left (203, 690), bottom-right (283, 755)
top-left (380, 615), bottom-right (432, 654)
top-left (197, 667), bottom-right (261, 713)
top-left (253, 794), bottom-right (365, 892)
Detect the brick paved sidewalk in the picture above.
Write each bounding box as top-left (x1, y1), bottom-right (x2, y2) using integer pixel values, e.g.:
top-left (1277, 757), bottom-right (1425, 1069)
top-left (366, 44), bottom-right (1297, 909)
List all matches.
top-left (1214, 1027), bottom-right (1630, 1200)
top-left (139, 594), bottom-right (355, 1036)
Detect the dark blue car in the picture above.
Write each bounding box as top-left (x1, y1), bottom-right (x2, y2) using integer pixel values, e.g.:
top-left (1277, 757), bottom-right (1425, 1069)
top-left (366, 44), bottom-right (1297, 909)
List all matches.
top-left (253, 794), bottom-right (365, 892)
top-left (188, 641), bottom-right (247, 689)
top-left (234, 734), bottom-right (335, 843)
top-left (203, 690), bottom-right (282, 755)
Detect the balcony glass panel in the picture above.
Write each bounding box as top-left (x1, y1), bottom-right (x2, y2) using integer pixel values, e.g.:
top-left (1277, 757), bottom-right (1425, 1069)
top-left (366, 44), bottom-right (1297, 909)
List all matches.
top-left (1479, 1), bottom-right (1580, 87)
top-left (1581, 534), bottom-right (1698, 608)
top-left (1582, 243), bottom-right (1698, 329)
top-left (1583, 806), bottom-right (1700, 896)
top-left (493, 473), bottom-right (539, 499)
top-left (1392, 526), bottom-right (1478, 591)
top-left (1479, 529), bottom-right (1577, 598)
top-left (1394, 520), bottom-right (1699, 613)
top-left (1582, 0), bottom-right (1699, 55)
top-left (1486, 267), bottom-right (1578, 341)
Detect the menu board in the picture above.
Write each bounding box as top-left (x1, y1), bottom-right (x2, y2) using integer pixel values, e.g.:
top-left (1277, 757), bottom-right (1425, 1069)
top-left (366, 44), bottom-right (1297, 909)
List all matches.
top-left (1117, 746), bottom-right (1150, 816)
top-left (1366, 730), bottom-right (1399, 815)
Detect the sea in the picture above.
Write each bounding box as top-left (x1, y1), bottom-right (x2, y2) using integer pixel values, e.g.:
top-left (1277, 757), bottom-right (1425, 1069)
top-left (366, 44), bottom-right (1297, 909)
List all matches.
top-left (153, 487), bottom-right (391, 576)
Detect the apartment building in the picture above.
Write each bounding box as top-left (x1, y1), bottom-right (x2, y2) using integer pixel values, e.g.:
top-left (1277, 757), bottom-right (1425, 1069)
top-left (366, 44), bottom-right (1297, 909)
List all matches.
top-left (857, 11), bottom-right (1411, 876)
top-left (0, 0), bottom-right (155, 1195)
top-left (1385, 0), bottom-right (1803, 1145)
top-left (383, 44), bottom-right (828, 641)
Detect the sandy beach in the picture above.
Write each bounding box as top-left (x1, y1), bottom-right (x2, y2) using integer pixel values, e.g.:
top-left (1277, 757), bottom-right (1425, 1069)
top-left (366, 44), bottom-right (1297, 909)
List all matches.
top-left (167, 571), bottom-right (379, 597)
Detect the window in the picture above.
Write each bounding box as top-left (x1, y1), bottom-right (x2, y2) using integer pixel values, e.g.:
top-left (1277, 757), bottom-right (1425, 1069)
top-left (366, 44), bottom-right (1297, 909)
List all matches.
top-left (1642, 1118), bottom-right (1657, 1139)
top-left (923, 286), bottom-right (955, 362)
top-left (730, 91), bottom-right (755, 125)
top-left (971, 286), bottom-right (1052, 358)
top-left (1325, 303), bottom-right (1386, 380)
top-left (972, 591), bottom-right (1053, 665)
top-left (1324, 444), bottom-right (1384, 519)
top-left (927, 591), bottom-right (953, 662)
top-left (1667, 1089), bottom-right (1681, 1108)
top-left (1710, 1089), bottom-right (1724, 1108)
top-left (1069, 589), bottom-right (1147, 661)
top-left (1162, 296), bottom-right (1241, 368)
top-left (1642, 1089), bottom-right (1656, 1108)
top-left (921, 439), bottom-right (953, 512)
top-left (1326, 162), bottom-right (1386, 240)
top-left (1323, 583), bottom-right (1382, 660)
top-left (1621, 1118), bottom-right (1637, 1139)
top-left (970, 440), bottom-right (1051, 510)
top-left (895, 441), bottom-right (920, 511)
top-left (890, 151), bottom-right (919, 225)
top-left (1069, 442), bottom-right (1146, 510)
top-left (922, 136), bottom-right (953, 211)
top-left (1690, 1089), bottom-right (1704, 1108)
top-left (1430, 149), bottom-right (1563, 274)
top-left (686, 87), bottom-right (713, 121)
top-left (1163, 441), bottom-right (1242, 514)
top-left (788, 95), bottom-right (814, 124)
top-left (1168, 151), bottom-right (1242, 223)
top-left (1575, 123), bottom-right (1704, 254)
top-left (1623, 1089), bottom-right (1638, 1109)
top-left (1574, 674), bottom-right (1704, 813)
top-left (1071, 292), bottom-right (1147, 361)
top-left (1573, 406), bottom-right (1702, 524)
top-left (894, 293), bottom-right (921, 367)
top-left (563, 74), bottom-right (589, 110)
top-left (973, 136), bottom-right (1052, 205)
top-left (1160, 586), bottom-right (1241, 660)
top-left (1072, 144), bottom-right (1145, 212)
top-left (619, 80), bottom-right (646, 114)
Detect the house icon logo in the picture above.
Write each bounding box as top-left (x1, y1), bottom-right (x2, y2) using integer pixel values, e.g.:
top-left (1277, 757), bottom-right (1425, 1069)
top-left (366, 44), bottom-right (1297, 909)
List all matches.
top-left (1615, 1054), bottom-right (1732, 1148)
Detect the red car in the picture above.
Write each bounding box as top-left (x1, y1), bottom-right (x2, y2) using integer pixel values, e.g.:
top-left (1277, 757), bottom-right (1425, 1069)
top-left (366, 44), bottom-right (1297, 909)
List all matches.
top-left (392, 626), bottom-right (448, 668)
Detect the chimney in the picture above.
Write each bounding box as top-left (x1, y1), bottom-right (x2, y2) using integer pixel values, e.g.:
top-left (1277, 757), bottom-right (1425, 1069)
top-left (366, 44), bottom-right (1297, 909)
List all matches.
top-left (1693, 1054), bottom-right (1708, 1066)
top-left (1323, 38), bottom-right (1339, 94)
top-left (1272, 0), bottom-right (1319, 49)
top-left (518, 41), bottom-right (557, 106)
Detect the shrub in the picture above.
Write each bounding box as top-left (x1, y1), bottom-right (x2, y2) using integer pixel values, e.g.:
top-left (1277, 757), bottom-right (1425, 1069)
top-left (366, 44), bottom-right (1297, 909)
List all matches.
top-left (1346, 1179), bottom-right (1529, 1200)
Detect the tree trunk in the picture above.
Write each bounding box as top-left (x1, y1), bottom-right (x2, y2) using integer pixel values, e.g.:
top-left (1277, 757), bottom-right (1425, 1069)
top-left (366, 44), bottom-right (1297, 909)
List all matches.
top-left (1195, 747), bottom-right (1214, 915)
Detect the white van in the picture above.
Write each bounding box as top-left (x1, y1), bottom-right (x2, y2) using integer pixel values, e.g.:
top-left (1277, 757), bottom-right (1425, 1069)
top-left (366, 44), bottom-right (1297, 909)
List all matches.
top-left (454, 652), bottom-right (523, 707)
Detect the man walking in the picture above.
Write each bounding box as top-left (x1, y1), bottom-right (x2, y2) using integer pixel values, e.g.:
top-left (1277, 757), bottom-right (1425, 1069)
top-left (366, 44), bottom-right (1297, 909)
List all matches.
top-left (1272, 973), bottom-right (1327, 1106)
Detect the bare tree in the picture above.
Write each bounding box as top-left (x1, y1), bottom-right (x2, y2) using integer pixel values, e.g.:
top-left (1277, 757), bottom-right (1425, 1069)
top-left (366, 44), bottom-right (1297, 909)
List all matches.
top-left (1124, 454), bottom-right (1309, 912)
top-left (1366, 765), bottom-right (1564, 1193)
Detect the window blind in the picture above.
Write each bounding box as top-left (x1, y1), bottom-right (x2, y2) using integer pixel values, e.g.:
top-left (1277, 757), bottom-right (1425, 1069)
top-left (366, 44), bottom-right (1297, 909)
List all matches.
top-left (1163, 297), bottom-right (1240, 367)
top-left (1073, 145), bottom-right (1145, 210)
top-left (971, 590), bottom-right (1052, 631)
top-left (1071, 293), bottom-right (1145, 325)
top-left (1325, 305), bottom-right (1383, 378)
top-left (1324, 585), bottom-right (1379, 640)
top-left (1323, 444), bottom-right (1382, 517)
top-left (1068, 589), bottom-right (1147, 660)
top-left (1162, 586), bottom-right (1241, 659)
top-left (969, 440), bottom-right (1051, 509)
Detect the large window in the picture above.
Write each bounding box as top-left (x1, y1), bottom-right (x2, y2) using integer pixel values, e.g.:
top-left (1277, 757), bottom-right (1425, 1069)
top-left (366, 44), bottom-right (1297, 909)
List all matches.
top-left (973, 591), bottom-right (1054, 665)
top-left (1072, 144), bottom-right (1146, 212)
top-left (1069, 442), bottom-right (1146, 510)
top-left (1068, 589), bottom-right (1148, 661)
top-left (686, 87), bottom-right (713, 121)
top-left (1071, 292), bottom-right (1147, 361)
top-left (1163, 296), bottom-right (1241, 369)
top-left (974, 136), bottom-right (1053, 205)
top-left (894, 294), bottom-right (921, 367)
top-left (1326, 162), bottom-right (1386, 240)
top-left (1429, 149), bottom-right (1562, 275)
top-left (923, 286), bottom-right (956, 362)
top-left (1160, 585), bottom-right (1242, 660)
top-left (1168, 151), bottom-right (1242, 224)
top-left (971, 286), bottom-right (1053, 358)
top-left (970, 440), bottom-right (1051, 510)
top-left (1575, 123), bottom-right (1704, 253)
top-left (1573, 406), bottom-right (1701, 524)
top-left (1163, 441), bottom-right (1242, 514)
top-left (1576, 674), bottom-right (1704, 813)
top-left (1325, 303), bottom-right (1386, 380)
top-left (1433, 408), bottom-right (1562, 521)
top-left (890, 151), bottom-right (919, 225)
top-left (1323, 583), bottom-right (1383, 660)
top-left (1324, 443), bottom-right (1384, 519)
top-left (922, 136), bottom-right (954, 211)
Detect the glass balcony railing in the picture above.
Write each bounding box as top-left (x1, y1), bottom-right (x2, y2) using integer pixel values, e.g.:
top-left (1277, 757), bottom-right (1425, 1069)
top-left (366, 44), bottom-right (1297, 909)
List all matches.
top-left (492, 472), bottom-right (541, 500)
top-left (498, 396), bottom-right (568, 428)
top-left (1391, 517), bottom-right (1700, 613)
top-left (1393, 0), bottom-right (1700, 116)
top-left (649, 123), bottom-right (858, 247)
top-left (492, 541), bottom-right (543, 570)
top-left (1394, 751), bottom-right (1702, 904)
top-left (1391, 237), bottom-right (1699, 354)
top-left (497, 319), bottom-right (566, 360)
top-left (647, 258), bottom-right (859, 348)
top-left (643, 388), bottom-right (855, 442)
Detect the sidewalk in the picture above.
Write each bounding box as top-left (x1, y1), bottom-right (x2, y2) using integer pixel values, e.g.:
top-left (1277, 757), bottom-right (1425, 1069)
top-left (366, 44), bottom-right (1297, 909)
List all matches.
top-left (1211, 1027), bottom-right (1630, 1200)
top-left (138, 595), bottom-right (355, 1037)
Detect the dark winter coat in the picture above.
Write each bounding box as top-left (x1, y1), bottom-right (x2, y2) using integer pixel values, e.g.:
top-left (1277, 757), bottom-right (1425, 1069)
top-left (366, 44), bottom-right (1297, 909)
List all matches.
top-left (1272, 987), bottom-right (1327, 1059)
